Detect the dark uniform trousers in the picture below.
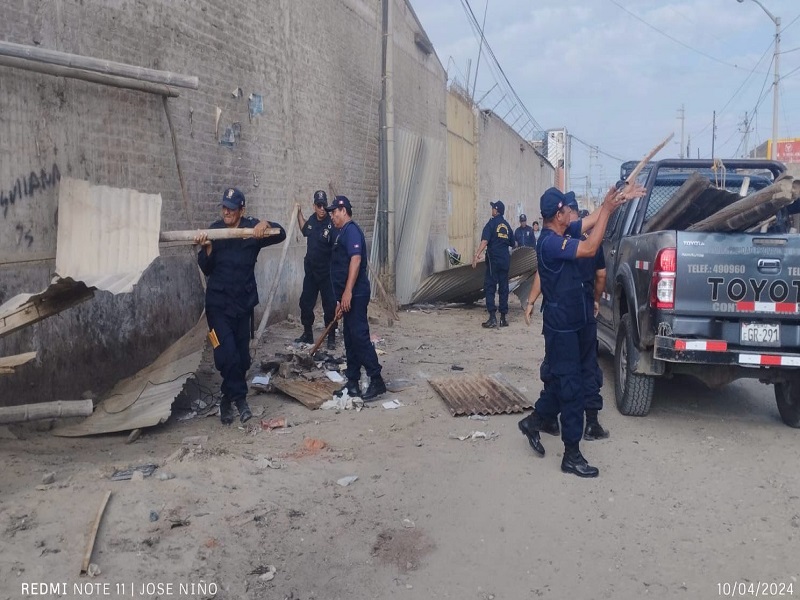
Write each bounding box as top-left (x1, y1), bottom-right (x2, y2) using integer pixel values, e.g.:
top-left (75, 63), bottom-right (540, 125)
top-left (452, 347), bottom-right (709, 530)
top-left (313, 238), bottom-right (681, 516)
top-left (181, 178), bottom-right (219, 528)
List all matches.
top-left (299, 263), bottom-right (336, 331)
top-left (342, 295), bottom-right (382, 382)
top-left (484, 260), bottom-right (510, 315)
top-left (206, 310), bottom-right (251, 402)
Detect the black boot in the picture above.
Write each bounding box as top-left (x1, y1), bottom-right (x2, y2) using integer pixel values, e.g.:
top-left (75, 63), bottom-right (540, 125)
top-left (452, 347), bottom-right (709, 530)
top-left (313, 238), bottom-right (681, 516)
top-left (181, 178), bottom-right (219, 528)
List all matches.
top-left (362, 375), bottom-right (387, 401)
top-left (584, 410), bottom-right (609, 441)
top-left (326, 331), bottom-right (336, 351)
top-left (561, 444), bottom-right (599, 478)
top-left (334, 380), bottom-right (361, 398)
top-left (523, 411), bottom-right (560, 436)
top-left (295, 330), bottom-right (313, 344)
top-left (518, 416), bottom-right (545, 456)
top-left (499, 314), bottom-right (509, 327)
top-left (235, 398), bottom-right (253, 423)
top-left (482, 314), bottom-right (498, 329)
top-left (219, 398), bottom-right (234, 425)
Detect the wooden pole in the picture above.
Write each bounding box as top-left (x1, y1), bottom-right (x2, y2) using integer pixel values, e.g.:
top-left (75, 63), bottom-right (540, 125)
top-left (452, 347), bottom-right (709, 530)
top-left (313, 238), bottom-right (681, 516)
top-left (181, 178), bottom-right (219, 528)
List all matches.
top-left (0, 56), bottom-right (180, 97)
top-left (162, 97), bottom-right (194, 227)
top-left (159, 228), bottom-right (282, 243)
top-left (625, 133), bottom-right (675, 185)
top-left (80, 491), bottom-right (112, 576)
top-left (254, 203), bottom-right (300, 343)
top-left (0, 40), bottom-right (198, 89)
top-left (0, 399), bottom-right (93, 425)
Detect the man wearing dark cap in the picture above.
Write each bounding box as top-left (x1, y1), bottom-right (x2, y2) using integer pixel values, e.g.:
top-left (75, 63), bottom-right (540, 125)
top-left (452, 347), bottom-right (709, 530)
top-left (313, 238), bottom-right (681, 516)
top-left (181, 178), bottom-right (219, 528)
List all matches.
top-left (472, 200), bottom-right (515, 328)
top-left (327, 195), bottom-right (386, 401)
top-left (514, 213), bottom-right (536, 249)
top-left (517, 183), bottom-right (642, 477)
top-left (295, 190), bottom-right (337, 350)
top-left (195, 188), bottom-right (287, 425)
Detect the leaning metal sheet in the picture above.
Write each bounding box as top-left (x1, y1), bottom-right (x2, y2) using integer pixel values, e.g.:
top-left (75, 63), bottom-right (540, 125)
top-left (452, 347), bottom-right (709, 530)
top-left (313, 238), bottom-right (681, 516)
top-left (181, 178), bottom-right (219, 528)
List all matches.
top-left (427, 373), bottom-right (533, 416)
top-left (52, 318), bottom-right (207, 436)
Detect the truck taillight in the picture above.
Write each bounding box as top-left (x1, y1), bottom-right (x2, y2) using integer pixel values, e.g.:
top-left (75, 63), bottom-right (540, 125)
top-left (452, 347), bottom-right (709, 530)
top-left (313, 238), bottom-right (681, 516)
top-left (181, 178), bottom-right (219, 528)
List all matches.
top-left (650, 247), bottom-right (676, 309)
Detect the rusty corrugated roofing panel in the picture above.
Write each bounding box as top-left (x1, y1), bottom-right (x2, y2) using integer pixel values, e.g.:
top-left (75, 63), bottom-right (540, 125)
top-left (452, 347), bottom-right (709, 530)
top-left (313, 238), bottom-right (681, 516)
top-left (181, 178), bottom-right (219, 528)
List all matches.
top-left (410, 247), bottom-right (536, 305)
top-left (428, 373), bottom-right (533, 416)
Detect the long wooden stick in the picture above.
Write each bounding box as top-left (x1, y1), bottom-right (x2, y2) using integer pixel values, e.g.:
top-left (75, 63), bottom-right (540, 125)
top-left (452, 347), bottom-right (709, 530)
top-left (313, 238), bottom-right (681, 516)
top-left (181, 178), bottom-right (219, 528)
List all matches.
top-left (0, 399), bottom-right (94, 424)
top-left (159, 228), bottom-right (282, 243)
top-left (254, 203), bottom-right (300, 342)
top-left (308, 318), bottom-right (339, 356)
top-left (80, 490), bottom-right (112, 576)
top-left (625, 132), bottom-right (675, 184)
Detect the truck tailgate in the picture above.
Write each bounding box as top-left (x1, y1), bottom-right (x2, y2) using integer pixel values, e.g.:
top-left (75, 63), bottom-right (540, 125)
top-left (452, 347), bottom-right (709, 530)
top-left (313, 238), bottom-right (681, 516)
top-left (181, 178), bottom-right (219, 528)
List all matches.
top-left (675, 231), bottom-right (800, 350)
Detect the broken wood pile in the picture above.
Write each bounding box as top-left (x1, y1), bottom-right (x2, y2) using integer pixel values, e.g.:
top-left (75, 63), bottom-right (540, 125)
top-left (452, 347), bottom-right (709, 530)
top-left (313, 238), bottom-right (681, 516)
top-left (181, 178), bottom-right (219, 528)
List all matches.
top-left (643, 172), bottom-right (798, 234)
top-left (258, 348), bottom-right (345, 410)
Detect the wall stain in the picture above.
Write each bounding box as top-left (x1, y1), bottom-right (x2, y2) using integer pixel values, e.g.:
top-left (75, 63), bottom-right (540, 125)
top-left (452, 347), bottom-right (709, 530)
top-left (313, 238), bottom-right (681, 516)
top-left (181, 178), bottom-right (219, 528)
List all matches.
top-left (0, 163), bottom-right (61, 218)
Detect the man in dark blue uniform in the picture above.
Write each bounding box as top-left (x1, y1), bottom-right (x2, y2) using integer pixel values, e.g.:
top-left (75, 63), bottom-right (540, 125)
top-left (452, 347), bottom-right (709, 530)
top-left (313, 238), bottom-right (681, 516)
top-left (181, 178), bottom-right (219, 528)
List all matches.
top-left (327, 195), bottom-right (386, 401)
top-left (517, 184), bottom-right (640, 477)
top-left (195, 188), bottom-right (286, 425)
top-left (472, 200), bottom-right (515, 328)
top-left (295, 190), bottom-right (337, 350)
top-left (514, 214), bottom-right (536, 248)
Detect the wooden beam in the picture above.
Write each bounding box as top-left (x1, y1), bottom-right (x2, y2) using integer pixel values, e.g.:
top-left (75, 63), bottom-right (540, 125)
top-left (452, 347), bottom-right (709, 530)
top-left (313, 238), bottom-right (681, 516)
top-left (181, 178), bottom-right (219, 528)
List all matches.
top-left (159, 228), bottom-right (282, 243)
top-left (0, 286), bottom-right (94, 340)
top-left (80, 491), bottom-right (112, 576)
top-left (0, 40), bottom-right (198, 89)
top-left (0, 399), bottom-right (94, 424)
top-left (0, 55), bottom-right (179, 97)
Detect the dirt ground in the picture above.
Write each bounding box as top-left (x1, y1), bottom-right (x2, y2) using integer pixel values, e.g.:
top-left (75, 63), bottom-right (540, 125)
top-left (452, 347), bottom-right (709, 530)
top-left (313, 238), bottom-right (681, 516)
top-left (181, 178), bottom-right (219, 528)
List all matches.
top-left (1, 300), bottom-right (799, 600)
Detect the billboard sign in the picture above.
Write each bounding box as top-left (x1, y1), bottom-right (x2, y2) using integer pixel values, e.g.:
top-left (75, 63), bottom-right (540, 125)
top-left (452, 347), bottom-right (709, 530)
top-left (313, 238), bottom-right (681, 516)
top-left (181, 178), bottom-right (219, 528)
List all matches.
top-left (768, 138), bottom-right (800, 164)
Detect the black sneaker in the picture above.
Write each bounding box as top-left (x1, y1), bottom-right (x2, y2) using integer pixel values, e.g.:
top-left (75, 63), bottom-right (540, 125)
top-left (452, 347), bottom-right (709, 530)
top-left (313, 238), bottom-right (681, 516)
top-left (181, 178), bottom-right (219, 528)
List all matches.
top-left (235, 398), bottom-right (253, 424)
top-left (362, 376), bottom-right (387, 401)
top-left (561, 447), bottom-right (599, 478)
top-left (219, 400), bottom-right (234, 425)
top-left (499, 314), bottom-right (509, 327)
top-left (334, 380), bottom-right (361, 398)
top-left (481, 316), bottom-right (498, 329)
top-left (294, 331), bottom-right (313, 344)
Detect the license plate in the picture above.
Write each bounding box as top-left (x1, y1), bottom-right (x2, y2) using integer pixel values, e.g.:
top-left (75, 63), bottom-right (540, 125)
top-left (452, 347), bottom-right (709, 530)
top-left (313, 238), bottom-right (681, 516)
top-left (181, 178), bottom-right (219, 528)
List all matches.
top-left (740, 322), bottom-right (780, 347)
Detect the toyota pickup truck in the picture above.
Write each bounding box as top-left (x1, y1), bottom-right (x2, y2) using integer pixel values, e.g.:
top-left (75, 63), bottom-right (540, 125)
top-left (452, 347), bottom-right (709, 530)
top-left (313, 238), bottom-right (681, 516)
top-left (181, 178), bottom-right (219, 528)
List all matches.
top-left (598, 159), bottom-right (800, 427)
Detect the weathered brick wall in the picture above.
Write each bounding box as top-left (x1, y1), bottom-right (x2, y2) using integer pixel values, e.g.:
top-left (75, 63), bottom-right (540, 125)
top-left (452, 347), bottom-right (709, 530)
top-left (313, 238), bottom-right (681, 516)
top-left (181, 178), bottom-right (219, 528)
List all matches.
top-left (477, 112), bottom-right (555, 239)
top-left (0, 0), bottom-right (446, 403)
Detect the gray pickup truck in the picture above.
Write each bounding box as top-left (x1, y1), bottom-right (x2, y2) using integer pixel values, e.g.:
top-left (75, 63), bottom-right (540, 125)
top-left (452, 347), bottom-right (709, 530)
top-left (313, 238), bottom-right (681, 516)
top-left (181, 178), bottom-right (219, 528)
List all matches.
top-left (597, 159), bottom-right (800, 427)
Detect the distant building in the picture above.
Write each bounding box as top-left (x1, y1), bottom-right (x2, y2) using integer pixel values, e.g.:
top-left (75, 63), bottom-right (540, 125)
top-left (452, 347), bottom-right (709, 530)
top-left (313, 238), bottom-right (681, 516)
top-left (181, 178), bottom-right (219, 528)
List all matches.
top-left (545, 128), bottom-right (569, 191)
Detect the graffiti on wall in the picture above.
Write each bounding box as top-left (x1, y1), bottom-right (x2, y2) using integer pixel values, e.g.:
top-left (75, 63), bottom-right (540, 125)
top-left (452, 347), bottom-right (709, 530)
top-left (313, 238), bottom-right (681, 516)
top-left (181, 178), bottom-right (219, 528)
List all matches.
top-left (1, 163), bottom-right (61, 218)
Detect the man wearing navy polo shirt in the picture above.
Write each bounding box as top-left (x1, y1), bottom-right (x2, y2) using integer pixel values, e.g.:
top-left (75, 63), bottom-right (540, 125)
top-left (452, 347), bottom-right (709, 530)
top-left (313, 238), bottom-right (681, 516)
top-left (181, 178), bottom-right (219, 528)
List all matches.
top-left (326, 195), bottom-right (386, 401)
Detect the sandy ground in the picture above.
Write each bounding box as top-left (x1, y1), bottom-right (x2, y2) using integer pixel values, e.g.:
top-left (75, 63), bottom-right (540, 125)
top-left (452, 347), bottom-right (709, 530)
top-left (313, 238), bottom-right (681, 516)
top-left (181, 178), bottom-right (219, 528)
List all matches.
top-left (1, 300), bottom-right (799, 600)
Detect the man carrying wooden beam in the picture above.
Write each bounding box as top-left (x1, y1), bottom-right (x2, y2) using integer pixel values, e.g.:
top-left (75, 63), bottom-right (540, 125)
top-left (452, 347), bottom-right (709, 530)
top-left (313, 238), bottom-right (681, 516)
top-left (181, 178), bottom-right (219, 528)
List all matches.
top-left (194, 188), bottom-right (286, 425)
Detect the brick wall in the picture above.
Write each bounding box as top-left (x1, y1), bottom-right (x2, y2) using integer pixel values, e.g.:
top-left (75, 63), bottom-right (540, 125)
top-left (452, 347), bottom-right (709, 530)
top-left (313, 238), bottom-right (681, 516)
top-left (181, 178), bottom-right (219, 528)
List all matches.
top-left (0, 0), bottom-right (445, 403)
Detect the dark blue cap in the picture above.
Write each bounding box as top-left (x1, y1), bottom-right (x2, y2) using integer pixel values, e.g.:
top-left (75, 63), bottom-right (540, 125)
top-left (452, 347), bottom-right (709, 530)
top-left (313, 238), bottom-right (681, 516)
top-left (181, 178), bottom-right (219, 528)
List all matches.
top-left (221, 187), bottom-right (245, 210)
top-left (313, 190), bottom-right (328, 205)
top-left (540, 187), bottom-right (567, 219)
top-left (565, 191), bottom-right (579, 211)
top-left (519, 213), bottom-right (527, 221)
top-left (490, 200), bottom-right (505, 215)
top-left (326, 195), bottom-right (352, 212)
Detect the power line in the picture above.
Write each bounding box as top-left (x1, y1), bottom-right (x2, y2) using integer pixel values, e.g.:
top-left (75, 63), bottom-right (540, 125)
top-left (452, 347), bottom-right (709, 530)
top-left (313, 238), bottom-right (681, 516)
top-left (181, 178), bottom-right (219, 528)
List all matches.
top-left (570, 134), bottom-right (624, 163)
top-left (607, 0), bottom-right (769, 73)
top-left (780, 13), bottom-right (800, 35)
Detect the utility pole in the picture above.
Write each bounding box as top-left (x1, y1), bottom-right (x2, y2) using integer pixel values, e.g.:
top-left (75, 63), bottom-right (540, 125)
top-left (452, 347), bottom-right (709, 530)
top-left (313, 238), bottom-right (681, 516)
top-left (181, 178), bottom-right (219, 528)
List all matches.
top-left (686, 134), bottom-right (691, 160)
top-left (711, 110), bottom-right (716, 160)
top-left (677, 105), bottom-right (686, 158)
top-left (740, 112), bottom-right (752, 158)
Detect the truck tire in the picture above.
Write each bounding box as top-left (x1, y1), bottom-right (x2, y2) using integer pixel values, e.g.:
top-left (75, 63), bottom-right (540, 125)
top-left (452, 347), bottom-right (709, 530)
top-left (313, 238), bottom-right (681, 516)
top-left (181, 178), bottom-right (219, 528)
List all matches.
top-left (774, 376), bottom-right (800, 428)
top-left (614, 313), bottom-right (655, 416)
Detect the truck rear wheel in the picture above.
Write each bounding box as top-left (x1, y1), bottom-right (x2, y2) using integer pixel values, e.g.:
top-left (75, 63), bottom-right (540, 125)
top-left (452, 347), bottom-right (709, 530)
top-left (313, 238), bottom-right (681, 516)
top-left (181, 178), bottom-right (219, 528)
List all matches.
top-left (774, 376), bottom-right (800, 428)
top-left (614, 313), bottom-right (654, 416)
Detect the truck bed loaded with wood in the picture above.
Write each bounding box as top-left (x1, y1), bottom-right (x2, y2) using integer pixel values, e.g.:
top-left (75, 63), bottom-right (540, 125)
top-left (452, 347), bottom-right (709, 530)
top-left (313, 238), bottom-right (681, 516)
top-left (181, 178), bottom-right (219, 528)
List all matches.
top-left (597, 159), bottom-right (800, 427)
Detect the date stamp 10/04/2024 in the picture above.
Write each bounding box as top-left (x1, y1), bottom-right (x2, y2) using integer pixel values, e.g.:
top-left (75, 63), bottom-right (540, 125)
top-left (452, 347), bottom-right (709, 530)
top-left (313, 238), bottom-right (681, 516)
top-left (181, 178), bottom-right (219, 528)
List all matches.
top-left (717, 582), bottom-right (795, 597)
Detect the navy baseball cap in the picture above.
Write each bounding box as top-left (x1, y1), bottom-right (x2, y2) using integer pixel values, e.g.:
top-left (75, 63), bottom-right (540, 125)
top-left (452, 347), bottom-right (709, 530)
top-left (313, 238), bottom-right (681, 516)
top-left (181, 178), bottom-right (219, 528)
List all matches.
top-left (326, 195), bottom-right (352, 212)
top-left (565, 191), bottom-right (579, 212)
top-left (519, 213), bottom-right (527, 222)
top-left (540, 187), bottom-right (567, 219)
top-left (490, 200), bottom-right (505, 215)
top-left (313, 190), bottom-right (328, 205)
top-left (221, 187), bottom-right (245, 210)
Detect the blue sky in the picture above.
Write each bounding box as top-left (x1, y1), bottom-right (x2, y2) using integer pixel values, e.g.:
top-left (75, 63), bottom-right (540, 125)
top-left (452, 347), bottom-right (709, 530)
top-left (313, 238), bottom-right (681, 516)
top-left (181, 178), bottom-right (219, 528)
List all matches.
top-left (414, 0), bottom-right (800, 198)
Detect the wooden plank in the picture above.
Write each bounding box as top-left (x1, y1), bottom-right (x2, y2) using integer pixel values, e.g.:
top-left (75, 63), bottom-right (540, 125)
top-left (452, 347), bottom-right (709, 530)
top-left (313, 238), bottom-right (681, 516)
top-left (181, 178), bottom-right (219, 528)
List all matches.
top-left (642, 172), bottom-right (711, 233)
top-left (0, 351), bottom-right (37, 375)
top-left (159, 228), bottom-right (282, 243)
top-left (0, 399), bottom-right (93, 424)
top-left (0, 285), bottom-right (94, 339)
top-left (688, 177), bottom-right (795, 232)
top-left (272, 378), bottom-right (340, 410)
top-left (80, 491), bottom-right (112, 576)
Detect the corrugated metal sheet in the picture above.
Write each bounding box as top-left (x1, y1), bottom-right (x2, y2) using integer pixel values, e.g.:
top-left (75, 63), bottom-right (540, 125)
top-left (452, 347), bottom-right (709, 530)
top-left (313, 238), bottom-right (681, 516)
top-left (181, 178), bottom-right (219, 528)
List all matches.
top-left (52, 317), bottom-right (206, 436)
top-left (410, 246), bottom-right (536, 304)
top-left (56, 178), bottom-right (162, 293)
top-left (428, 373), bottom-right (533, 416)
top-left (394, 128), bottom-right (445, 304)
top-left (446, 90), bottom-right (477, 256)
